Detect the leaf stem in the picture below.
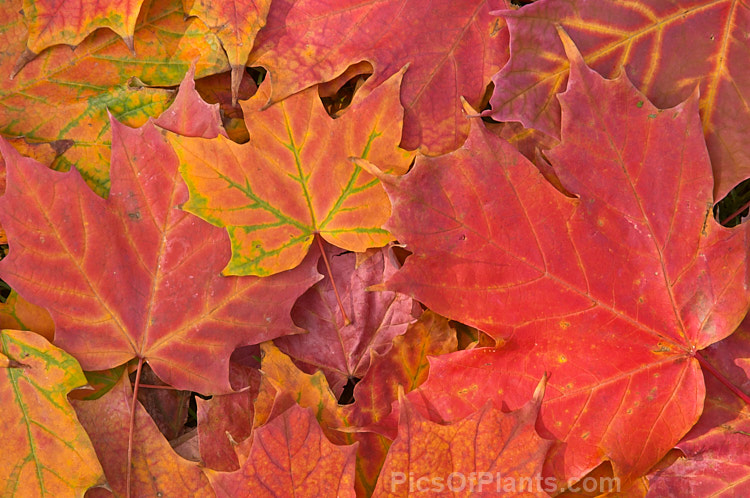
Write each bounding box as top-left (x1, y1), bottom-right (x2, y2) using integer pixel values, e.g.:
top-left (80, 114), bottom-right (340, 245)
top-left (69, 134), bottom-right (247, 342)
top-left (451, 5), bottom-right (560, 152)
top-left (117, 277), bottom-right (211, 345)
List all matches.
top-left (316, 234), bottom-right (350, 325)
top-left (695, 351), bottom-right (750, 405)
top-left (720, 199), bottom-right (750, 226)
top-left (137, 383), bottom-right (178, 390)
top-left (127, 357), bottom-right (145, 498)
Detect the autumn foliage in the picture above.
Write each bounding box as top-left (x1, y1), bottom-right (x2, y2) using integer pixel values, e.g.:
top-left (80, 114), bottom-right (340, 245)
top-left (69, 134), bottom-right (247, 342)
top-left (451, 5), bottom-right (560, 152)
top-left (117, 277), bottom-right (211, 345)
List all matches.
top-left (1, 0), bottom-right (750, 496)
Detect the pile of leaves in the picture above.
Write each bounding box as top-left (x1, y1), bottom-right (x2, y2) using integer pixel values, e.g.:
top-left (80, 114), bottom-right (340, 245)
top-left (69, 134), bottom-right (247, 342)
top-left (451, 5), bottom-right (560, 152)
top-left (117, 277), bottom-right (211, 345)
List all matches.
top-left (2, 0), bottom-right (750, 496)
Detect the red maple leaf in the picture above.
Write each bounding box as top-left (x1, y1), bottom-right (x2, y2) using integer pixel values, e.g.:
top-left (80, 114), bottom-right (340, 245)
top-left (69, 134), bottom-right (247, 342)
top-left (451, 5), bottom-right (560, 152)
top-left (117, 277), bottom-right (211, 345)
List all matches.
top-left (361, 34), bottom-right (750, 484)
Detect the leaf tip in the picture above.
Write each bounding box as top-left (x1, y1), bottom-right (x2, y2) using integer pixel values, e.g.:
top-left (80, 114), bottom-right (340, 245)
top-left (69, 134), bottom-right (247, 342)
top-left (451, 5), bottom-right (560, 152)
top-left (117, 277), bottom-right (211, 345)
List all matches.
top-left (556, 25), bottom-right (582, 68)
top-left (460, 96), bottom-right (481, 118)
top-left (231, 65), bottom-right (245, 107)
top-left (532, 372), bottom-right (548, 405)
top-left (349, 157), bottom-right (394, 184)
top-left (11, 48), bottom-right (37, 79)
top-left (123, 35), bottom-right (135, 55)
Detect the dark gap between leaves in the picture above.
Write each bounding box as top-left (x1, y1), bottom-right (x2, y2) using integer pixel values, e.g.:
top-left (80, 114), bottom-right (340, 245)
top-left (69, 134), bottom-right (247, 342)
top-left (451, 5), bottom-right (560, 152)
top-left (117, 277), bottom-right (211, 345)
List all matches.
top-left (338, 376), bottom-right (361, 405)
top-left (715, 177), bottom-right (750, 226)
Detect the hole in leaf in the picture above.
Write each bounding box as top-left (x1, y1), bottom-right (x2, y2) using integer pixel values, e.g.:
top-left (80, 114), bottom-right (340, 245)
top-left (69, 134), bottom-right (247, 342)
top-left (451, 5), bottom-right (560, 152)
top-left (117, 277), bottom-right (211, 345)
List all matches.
top-left (510, 0), bottom-right (537, 6)
top-left (338, 376), bottom-right (360, 405)
top-left (715, 177), bottom-right (750, 226)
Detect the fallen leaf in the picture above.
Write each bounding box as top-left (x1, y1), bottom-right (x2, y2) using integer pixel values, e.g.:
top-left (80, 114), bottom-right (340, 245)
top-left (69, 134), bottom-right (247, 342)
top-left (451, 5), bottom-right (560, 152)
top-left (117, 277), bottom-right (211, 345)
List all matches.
top-left (275, 243), bottom-right (415, 397)
top-left (258, 342), bottom-right (388, 496)
top-left (0, 329), bottom-right (105, 496)
top-left (1, 0), bottom-right (228, 194)
top-left (374, 378), bottom-right (552, 497)
top-left (169, 67), bottom-right (414, 276)
top-left (346, 310), bottom-right (457, 427)
top-left (207, 401), bottom-right (357, 497)
top-left (18, 0), bottom-right (142, 59)
top-left (649, 318), bottom-right (750, 495)
top-left (367, 35), bottom-right (750, 484)
top-left (249, 0), bottom-right (509, 155)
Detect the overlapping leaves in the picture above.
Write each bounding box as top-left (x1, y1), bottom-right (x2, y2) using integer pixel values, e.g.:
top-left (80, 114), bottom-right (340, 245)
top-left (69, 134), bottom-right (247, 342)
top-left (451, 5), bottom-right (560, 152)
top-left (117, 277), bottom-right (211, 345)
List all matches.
top-left (0, 75), bottom-right (319, 394)
top-left (366, 34), bottom-right (750, 484)
top-left (169, 69), bottom-right (414, 276)
top-left (1, 0), bottom-right (750, 496)
top-left (248, 0), bottom-right (509, 155)
top-left (2, 0), bottom-right (228, 194)
top-left (488, 0), bottom-right (750, 200)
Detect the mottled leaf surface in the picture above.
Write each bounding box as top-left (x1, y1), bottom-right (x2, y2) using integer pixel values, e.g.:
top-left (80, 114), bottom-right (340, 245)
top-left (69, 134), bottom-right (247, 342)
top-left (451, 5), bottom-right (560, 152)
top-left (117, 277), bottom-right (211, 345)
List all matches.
top-left (1, 0), bottom-right (228, 194)
top-left (0, 329), bottom-right (104, 496)
top-left (258, 343), bottom-right (388, 496)
top-left (374, 38), bottom-right (750, 483)
top-left (346, 310), bottom-right (457, 428)
top-left (170, 69), bottom-right (413, 276)
top-left (488, 0), bottom-right (750, 199)
top-left (19, 0), bottom-right (142, 57)
top-left (250, 0), bottom-right (509, 155)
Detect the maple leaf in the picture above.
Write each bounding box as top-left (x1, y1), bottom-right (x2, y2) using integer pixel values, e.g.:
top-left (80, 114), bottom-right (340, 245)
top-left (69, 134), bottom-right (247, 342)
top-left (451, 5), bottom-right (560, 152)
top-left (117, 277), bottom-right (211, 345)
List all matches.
top-left (0, 329), bottom-right (105, 496)
top-left (71, 371), bottom-right (213, 496)
top-left (207, 400), bottom-right (357, 497)
top-left (649, 319), bottom-right (750, 494)
top-left (1, 0), bottom-right (229, 194)
top-left (183, 0), bottom-right (271, 105)
top-left (248, 0), bottom-right (509, 156)
top-left (168, 68), bottom-right (414, 276)
top-left (361, 35), bottom-right (750, 484)
top-left (275, 244), bottom-right (415, 397)
top-left (374, 379), bottom-right (552, 497)
top-left (0, 78), bottom-right (320, 393)
top-left (487, 0), bottom-right (750, 200)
